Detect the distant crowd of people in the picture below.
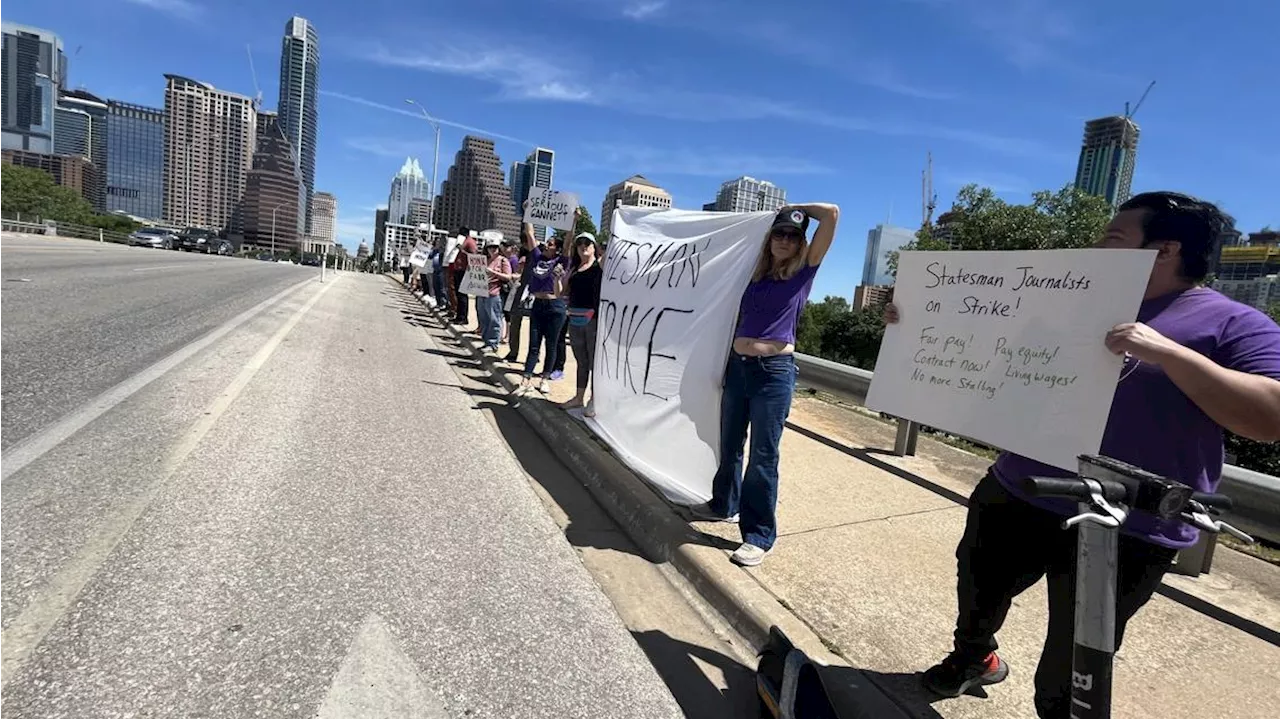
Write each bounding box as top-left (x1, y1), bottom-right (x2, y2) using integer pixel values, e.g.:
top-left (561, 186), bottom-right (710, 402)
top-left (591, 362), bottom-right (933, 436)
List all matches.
top-left (401, 203), bottom-right (605, 415)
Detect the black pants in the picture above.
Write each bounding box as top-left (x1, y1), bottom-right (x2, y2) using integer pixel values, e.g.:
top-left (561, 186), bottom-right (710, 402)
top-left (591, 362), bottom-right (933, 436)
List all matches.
top-left (506, 310), bottom-right (526, 359)
top-left (552, 315), bottom-right (569, 373)
top-left (451, 270), bottom-right (469, 324)
top-left (953, 472), bottom-right (1176, 719)
top-left (401, 266), bottom-right (411, 284)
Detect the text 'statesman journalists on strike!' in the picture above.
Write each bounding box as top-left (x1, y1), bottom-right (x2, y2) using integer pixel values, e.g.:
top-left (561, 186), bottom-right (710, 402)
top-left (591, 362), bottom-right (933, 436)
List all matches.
top-left (866, 249), bottom-right (1157, 471)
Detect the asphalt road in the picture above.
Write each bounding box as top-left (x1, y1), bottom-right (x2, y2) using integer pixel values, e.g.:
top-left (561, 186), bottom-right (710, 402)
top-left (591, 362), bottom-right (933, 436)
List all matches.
top-left (0, 239), bottom-right (683, 717)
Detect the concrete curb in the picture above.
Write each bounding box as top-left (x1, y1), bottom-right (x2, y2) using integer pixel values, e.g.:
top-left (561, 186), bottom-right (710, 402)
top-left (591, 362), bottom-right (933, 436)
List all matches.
top-left (393, 278), bottom-right (910, 717)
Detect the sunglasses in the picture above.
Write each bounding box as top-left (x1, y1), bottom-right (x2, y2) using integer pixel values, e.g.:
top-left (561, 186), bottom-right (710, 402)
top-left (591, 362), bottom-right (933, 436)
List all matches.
top-left (771, 228), bottom-right (803, 242)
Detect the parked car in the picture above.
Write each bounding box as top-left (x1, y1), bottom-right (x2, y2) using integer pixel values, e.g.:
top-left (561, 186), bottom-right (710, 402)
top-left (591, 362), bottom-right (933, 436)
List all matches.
top-left (129, 227), bottom-right (177, 249)
top-left (204, 238), bottom-right (233, 255)
top-left (300, 253), bottom-right (322, 267)
top-left (176, 228), bottom-right (219, 253)
top-left (256, 252), bottom-right (276, 262)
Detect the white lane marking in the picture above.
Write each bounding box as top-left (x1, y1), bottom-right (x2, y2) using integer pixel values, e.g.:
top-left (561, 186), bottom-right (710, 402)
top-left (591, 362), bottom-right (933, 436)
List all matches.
top-left (130, 264), bottom-right (195, 272)
top-left (316, 614), bottom-right (451, 719)
top-left (0, 277), bottom-right (337, 688)
top-left (0, 278), bottom-right (312, 483)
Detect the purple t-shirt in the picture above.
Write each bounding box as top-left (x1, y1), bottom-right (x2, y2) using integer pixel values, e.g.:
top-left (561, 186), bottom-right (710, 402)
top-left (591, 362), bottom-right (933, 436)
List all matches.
top-left (735, 264), bottom-right (820, 345)
top-left (995, 287), bottom-right (1280, 549)
top-left (525, 247), bottom-right (569, 295)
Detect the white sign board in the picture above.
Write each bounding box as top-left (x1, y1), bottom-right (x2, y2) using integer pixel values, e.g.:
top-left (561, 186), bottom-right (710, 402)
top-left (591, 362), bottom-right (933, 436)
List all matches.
top-left (524, 188), bottom-right (580, 232)
top-left (585, 208), bottom-right (772, 505)
top-left (459, 253), bottom-right (490, 296)
top-left (408, 240), bottom-right (431, 268)
top-left (865, 249), bottom-right (1156, 471)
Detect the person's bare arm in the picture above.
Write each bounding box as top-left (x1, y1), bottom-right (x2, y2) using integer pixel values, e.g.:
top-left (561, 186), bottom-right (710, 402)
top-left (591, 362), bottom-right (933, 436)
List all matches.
top-left (791, 203), bottom-right (840, 266)
top-left (521, 199), bottom-right (536, 252)
top-left (1107, 323), bottom-right (1280, 442)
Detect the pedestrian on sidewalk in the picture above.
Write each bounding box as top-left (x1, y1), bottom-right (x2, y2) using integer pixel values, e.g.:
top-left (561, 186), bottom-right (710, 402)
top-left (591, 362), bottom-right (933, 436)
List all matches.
top-left (503, 241), bottom-right (536, 363)
top-left (887, 192), bottom-right (1280, 718)
top-left (443, 232), bottom-right (462, 315)
top-left (450, 228), bottom-right (477, 326)
top-left (549, 235), bottom-right (573, 381)
top-left (478, 238), bottom-right (512, 353)
top-left (691, 204), bottom-right (840, 568)
top-left (562, 232), bottom-right (603, 415)
top-left (517, 203), bottom-right (572, 395)
top-left (399, 255), bottom-right (411, 285)
top-left (431, 241), bottom-right (449, 310)
top-left (499, 242), bottom-right (521, 344)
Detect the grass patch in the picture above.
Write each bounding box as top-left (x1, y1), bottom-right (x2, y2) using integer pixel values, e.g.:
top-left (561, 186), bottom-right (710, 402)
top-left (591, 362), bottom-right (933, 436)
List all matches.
top-left (1219, 535), bottom-right (1280, 566)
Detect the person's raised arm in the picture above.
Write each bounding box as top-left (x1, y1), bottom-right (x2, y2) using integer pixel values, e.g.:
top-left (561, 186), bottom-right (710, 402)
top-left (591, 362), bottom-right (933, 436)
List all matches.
top-left (792, 203), bottom-right (840, 267)
top-left (521, 199), bottom-right (536, 252)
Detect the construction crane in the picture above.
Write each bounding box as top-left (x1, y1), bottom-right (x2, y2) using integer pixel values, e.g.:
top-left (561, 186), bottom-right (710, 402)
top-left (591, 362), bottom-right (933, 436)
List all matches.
top-left (921, 150), bottom-right (936, 228)
top-left (246, 45), bottom-right (263, 109)
top-left (1124, 80), bottom-right (1155, 121)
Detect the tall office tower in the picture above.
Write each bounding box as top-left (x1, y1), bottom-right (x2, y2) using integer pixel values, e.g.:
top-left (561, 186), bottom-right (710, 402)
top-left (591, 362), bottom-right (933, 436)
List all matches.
top-left (277, 16), bottom-right (320, 235)
top-left (162, 74), bottom-right (257, 231)
top-left (373, 207), bottom-right (389, 263)
top-left (308, 190), bottom-right (337, 253)
top-left (710, 176), bottom-right (786, 212)
top-left (1074, 116), bottom-right (1140, 208)
top-left (387, 157), bottom-right (429, 224)
top-left (105, 100), bottom-right (164, 219)
top-left (2, 23), bottom-right (66, 153)
top-left (599, 174), bottom-right (672, 238)
top-left (508, 147), bottom-right (555, 238)
top-left (861, 224), bottom-right (916, 286)
top-left (407, 197), bottom-right (433, 227)
top-left (434, 136), bottom-right (520, 240)
top-left (240, 114), bottom-right (301, 253)
top-left (53, 89), bottom-right (108, 210)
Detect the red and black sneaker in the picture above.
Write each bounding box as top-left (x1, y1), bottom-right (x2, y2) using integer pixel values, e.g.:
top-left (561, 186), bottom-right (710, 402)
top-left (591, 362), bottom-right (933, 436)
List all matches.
top-left (921, 651), bottom-right (1009, 698)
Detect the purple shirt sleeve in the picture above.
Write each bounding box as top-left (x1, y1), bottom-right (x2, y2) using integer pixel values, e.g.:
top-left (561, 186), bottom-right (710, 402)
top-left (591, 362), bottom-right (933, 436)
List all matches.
top-left (1211, 308), bottom-right (1280, 380)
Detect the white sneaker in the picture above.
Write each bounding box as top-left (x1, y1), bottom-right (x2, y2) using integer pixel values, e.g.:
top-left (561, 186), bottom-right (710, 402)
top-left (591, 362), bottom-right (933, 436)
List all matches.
top-left (730, 542), bottom-right (768, 567)
top-left (537, 379), bottom-right (551, 394)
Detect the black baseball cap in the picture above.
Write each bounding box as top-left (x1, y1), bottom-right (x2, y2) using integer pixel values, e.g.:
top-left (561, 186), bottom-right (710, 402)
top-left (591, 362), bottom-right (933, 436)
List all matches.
top-left (772, 207), bottom-right (810, 234)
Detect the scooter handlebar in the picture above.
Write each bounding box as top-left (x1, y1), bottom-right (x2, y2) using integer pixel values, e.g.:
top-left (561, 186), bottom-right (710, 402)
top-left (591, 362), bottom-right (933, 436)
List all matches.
top-left (1025, 476), bottom-right (1128, 502)
top-left (1189, 492), bottom-right (1234, 512)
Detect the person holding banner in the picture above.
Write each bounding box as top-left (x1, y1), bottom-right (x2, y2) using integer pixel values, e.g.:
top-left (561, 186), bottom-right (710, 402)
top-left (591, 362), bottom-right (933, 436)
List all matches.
top-left (691, 204), bottom-right (841, 567)
top-left (449, 229), bottom-right (477, 326)
top-left (517, 205), bottom-right (572, 395)
top-left (561, 232), bottom-right (604, 415)
top-left (884, 192), bottom-right (1280, 717)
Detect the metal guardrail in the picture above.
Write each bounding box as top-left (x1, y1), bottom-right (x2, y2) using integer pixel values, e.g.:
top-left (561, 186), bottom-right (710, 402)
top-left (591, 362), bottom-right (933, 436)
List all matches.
top-left (1, 218), bottom-right (130, 244)
top-left (792, 352), bottom-right (1280, 544)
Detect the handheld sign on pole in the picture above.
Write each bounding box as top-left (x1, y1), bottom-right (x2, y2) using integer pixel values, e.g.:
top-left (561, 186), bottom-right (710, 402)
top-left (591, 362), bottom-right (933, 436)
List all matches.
top-left (524, 188), bottom-right (580, 233)
top-left (459, 253), bottom-right (490, 296)
top-left (864, 249), bottom-right (1156, 471)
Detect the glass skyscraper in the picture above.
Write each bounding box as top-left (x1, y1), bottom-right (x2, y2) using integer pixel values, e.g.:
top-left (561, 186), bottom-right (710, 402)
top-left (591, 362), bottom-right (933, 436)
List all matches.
top-left (508, 147), bottom-right (554, 239)
top-left (53, 90), bottom-right (108, 211)
top-left (106, 100), bottom-right (164, 219)
top-left (2, 22), bottom-right (66, 154)
top-left (861, 224), bottom-right (916, 286)
top-left (277, 16), bottom-right (319, 236)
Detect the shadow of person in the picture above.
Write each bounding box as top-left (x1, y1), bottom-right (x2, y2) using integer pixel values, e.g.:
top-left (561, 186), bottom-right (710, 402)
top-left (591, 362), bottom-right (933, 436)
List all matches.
top-left (630, 629), bottom-right (758, 718)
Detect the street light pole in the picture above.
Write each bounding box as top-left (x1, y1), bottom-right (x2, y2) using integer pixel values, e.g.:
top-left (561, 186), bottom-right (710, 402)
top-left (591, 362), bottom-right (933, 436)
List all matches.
top-left (404, 99), bottom-right (441, 218)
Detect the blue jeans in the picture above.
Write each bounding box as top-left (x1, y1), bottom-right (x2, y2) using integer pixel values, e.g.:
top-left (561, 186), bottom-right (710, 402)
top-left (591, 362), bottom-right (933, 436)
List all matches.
top-left (523, 298), bottom-right (567, 378)
top-left (710, 352), bottom-right (797, 550)
top-left (477, 295), bottom-right (503, 349)
top-left (433, 268), bottom-right (447, 307)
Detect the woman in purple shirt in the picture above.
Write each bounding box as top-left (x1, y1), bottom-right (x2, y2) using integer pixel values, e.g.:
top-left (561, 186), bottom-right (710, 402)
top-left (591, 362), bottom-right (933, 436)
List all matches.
top-left (691, 204), bottom-right (840, 567)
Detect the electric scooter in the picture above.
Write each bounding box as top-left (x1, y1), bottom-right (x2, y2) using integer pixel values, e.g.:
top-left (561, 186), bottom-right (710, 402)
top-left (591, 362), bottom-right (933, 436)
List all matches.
top-left (1027, 454), bottom-right (1253, 719)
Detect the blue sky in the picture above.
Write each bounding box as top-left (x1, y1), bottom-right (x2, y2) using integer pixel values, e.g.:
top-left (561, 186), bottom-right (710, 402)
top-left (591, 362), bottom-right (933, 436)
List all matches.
top-left (10, 0), bottom-right (1277, 302)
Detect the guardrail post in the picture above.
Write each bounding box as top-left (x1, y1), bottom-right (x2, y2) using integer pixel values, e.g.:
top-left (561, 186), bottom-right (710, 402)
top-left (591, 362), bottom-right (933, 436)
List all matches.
top-left (893, 419), bottom-right (919, 457)
top-left (98, 228), bottom-right (104, 242)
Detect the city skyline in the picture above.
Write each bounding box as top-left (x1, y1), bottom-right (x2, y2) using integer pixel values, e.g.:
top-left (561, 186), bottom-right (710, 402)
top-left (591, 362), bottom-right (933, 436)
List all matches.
top-left (3, 0), bottom-right (1276, 301)
top-left (277, 15), bottom-right (319, 237)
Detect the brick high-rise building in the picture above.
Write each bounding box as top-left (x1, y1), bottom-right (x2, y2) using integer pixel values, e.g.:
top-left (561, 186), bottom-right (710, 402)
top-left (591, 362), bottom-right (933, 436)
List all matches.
top-left (433, 135), bottom-right (520, 240)
top-left (2, 149), bottom-right (96, 199)
top-left (240, 114), bottom-right (301, 254)
top-left (162, 74), bottom-right (256, 231)
top-left (599, 174), bottom-right (672, 238)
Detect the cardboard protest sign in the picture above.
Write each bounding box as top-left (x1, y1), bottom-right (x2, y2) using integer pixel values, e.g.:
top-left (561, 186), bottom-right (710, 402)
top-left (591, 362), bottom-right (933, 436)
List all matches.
top-left (584, 208), bottom-right (772, 505)
top-left (459, 253), bottom-right (490, 296)
top-left (408, 240), bottom-right (431, 268)
top-left (865, 249), bottom-right (1156, 471)
top-left (524, 188), bottom-right (580, 232)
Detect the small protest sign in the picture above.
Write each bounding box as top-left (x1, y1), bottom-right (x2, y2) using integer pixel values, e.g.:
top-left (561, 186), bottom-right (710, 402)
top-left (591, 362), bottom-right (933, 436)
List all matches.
top-left (459, 253), bottom-right (489, 296)
top-left (524, 188), bottom-right (579, 232)
top-left (864, 249), bottom-right (1156, 470)
top-left (408, 240), bottom-right (431, 268)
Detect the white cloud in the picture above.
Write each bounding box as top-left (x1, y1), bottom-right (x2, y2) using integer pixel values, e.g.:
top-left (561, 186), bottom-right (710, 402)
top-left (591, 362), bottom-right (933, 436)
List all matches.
top-left (937, 168), bottom-right (1034, 195)
top-left (358, 45), bottom-right (594, 105)
top-left (122, 0), bottom-right (202, 20)
top-left (622, 1), bottom-right (668, 19)
top-left (576, 143), bottom-right (835, 177)
top-left (345, 138), bottom-right (433, 160)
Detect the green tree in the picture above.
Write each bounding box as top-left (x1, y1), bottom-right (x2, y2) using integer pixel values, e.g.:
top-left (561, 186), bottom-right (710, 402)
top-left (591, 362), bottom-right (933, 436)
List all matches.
top-left (1, 164), bottom-right (94, 223)
top-left (796, 295), bottom-right (849, 355)
top-left (888, 183), bottom-right (1113, 276)
top-left (818, 306), bottom-right (887, 369)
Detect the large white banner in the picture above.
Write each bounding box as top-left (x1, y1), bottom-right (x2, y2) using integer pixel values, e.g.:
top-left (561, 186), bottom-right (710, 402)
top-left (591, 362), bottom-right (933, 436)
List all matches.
top-left (865, 249), bottom-right (1156, 471)
top-left (585, 208), bottom-right (774, 505)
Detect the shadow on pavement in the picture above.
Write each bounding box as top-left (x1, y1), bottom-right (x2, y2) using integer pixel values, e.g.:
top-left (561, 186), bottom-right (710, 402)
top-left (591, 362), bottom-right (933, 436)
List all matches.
top-left (631, 629), bottom-right (758, 718)
top-left (817, 666), bottom-right (948, 719)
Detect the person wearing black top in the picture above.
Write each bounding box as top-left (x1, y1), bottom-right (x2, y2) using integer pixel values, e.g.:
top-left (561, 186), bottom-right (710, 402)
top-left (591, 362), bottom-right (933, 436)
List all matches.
top-left (562, 233), bottom-right (604, 414)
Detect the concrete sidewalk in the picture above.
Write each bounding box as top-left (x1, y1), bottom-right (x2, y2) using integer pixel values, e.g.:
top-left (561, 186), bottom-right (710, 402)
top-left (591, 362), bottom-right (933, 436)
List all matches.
top-left (430, 286), bottom-right (1279, 719)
